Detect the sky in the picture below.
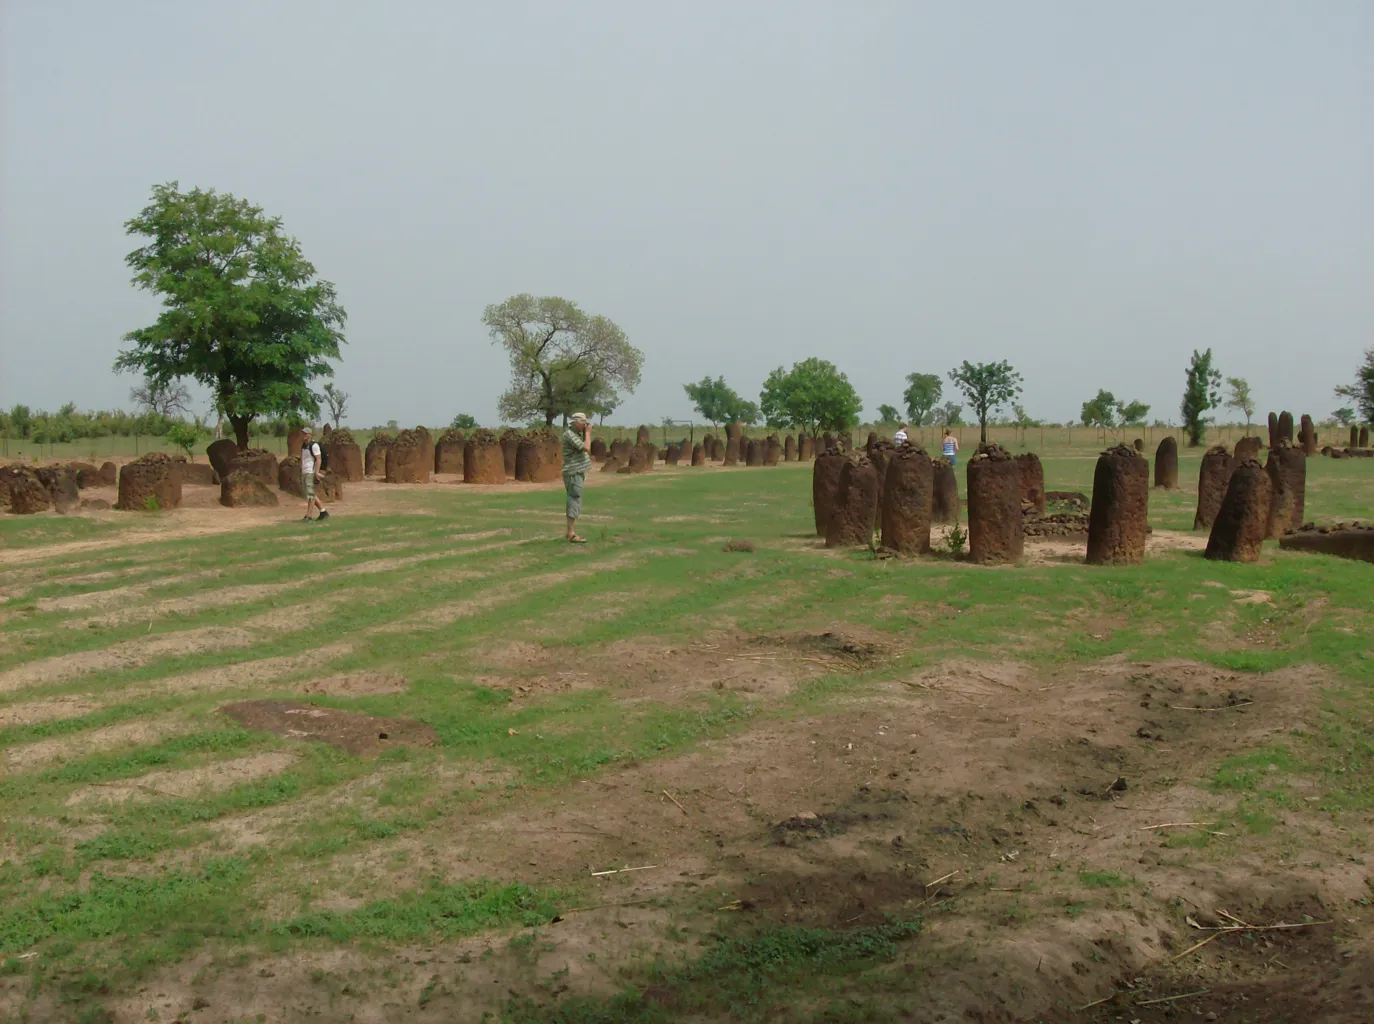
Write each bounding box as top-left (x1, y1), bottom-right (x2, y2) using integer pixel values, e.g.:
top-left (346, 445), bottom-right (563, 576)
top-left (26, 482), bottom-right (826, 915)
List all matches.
top-left (1, 1), bottom-right (1371, 429)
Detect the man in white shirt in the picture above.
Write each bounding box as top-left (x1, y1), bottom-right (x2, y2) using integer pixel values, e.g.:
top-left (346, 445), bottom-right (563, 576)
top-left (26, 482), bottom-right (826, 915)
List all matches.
top-left (300, 427), bottom-right (329, 522)
top-left (893, 424), bottom-right (909, 447)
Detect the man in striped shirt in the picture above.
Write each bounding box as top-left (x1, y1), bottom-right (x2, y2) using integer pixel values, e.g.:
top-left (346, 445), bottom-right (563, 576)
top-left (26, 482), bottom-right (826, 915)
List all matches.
top-left (561, 412), bottom-right (592, 543)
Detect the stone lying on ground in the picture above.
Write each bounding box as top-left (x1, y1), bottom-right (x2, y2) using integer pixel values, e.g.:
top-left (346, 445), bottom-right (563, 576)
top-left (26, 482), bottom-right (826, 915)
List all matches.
top-left (385, 429), bottom-right (431, 483)
top-left (219, 469), bottom-right (278, 507)
top-left (207, 438), bottom-right (238, 480)
top-left (278, 456), bottom-right (343, 501)
top-left (1022, 511), bottom-right (1091, 538)
top-left (1, 465), bottom-right (53, 514)
top-left (966, 444), bottom-right (1022, 565)
top-left (463, 429), bottom-right (505, 485)
top-left (1043, 490), bottom-right (1089, 509)
top-left (601, 455), bottom-right (623, 473)
top-left (118, 452), bottom-right (183, 511)
top-left (1279, 522), bottom-right (1374, 564)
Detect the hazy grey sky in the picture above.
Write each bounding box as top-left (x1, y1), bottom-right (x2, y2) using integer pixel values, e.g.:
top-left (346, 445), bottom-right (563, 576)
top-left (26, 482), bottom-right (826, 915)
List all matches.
top-left (2, 1), bottom-right (1370, 428)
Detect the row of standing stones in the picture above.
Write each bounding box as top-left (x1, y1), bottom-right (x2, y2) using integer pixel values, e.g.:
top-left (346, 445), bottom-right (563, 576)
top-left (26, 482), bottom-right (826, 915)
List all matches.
top-left (812, 418), bottom-right (1372, 565)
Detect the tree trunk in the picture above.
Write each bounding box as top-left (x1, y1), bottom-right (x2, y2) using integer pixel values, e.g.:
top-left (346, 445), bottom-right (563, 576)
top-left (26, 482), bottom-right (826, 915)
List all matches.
top-left (230, 415), bottom-right (251, 451)
top-left (545, 409), bottom-right (555, 427)
top-left (980, 417), bottom-right (988, 444)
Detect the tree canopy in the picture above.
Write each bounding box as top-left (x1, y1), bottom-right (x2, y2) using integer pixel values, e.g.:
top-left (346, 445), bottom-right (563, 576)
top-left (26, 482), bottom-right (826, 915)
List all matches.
top-left (1080, 389), bottom-right (1117, 428)
top-left (1116, 399), bottom-right (1150, 425)
top-left (902, 373), bottom-right (943, 425)
top-left (113, 183), bottom-right (346, 450)
top-left (1332, 407), bottom-right (1356, 427)
top-left (1225, 377), bottom-right (1254, 432)
top-left (876, 404), bottom-right (901, 424)
top-left (933, 401), bottom-right (964, 426)
top-left (1333, 348), bottom-right (1374, 425)
top-left (758, 358), bottom-right (863, 437)
top-left (1180, 349), bottom-right (1224, 447)
top-left (683, 376), bottom-right (759, 428)
top-left (948, 360), bottom-right (1023, 443)
top-left (484, 295), bottom-right (643, 427)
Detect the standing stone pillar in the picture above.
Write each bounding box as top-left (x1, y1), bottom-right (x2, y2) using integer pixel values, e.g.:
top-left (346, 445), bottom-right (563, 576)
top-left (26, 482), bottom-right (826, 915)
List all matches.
top-left (798, 434), bottom-right (813, 460)
top-left (825, 455), bottom-right (881, 548)
top-left (1235, 436), bottom-right (1261, 461)
top-left (1298, 415), bottom-right (1318, 456)
top-left (931, 457), bottom-right (959, 524)
top-left (1016, 452), bottom-right (1045, 514)
top-left (636, 425), bottom-right (651, 445)
top-left (1205, 459), bottom-right (1271, 562)
top-left (690, 443), bottom-right (705, 466)
top-left (1266, 412), bottom-right (1279, 449)
top-left (1193, 445), bottom-right (1234, 531)
top-left (1086, 444), bottom-right (1149, 565)
top-left (880, 447), bottom-right (933, 555)
top-left (812, 451), bottom-right (845, 537)
top-left (966, 445), bottom-right (1023, 565)
top-left (745, 439), bottom-right (763, 466)
top-left (1153, 436), bottom-right (1178, 489)
top-left (784, 434), bottom-right (796, 462)
top-left (822, 432), bottom-right (837, 452)
top-left (1277, 411), bottom-right (1294, 445)
top-left (724, 425), bottom-right (741, 467)
top-left (1361, 426), bottom-right (1370, 448)
top-left (1264, 443), bottom-right (1306, 538)
top-left (1351, 426), bottom-right (1361, 448)
top-left (764, 436), bottom-right (782, 466)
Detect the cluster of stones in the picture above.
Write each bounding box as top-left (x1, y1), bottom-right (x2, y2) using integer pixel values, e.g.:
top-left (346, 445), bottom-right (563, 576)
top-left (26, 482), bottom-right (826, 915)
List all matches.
top-left (1, 459), bottom-right (123, 515)
top-left (1021, 512), bottom-right (1090, 538)
top-left (1278, 521), bottom-right (1374, 564)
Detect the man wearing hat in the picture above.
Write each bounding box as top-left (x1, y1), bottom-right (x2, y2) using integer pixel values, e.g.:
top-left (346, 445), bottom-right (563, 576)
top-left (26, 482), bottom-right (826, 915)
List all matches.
top-left (300, 427), bottom-right (329, 522)
top-left (561, 413), bottom-right (592, 543)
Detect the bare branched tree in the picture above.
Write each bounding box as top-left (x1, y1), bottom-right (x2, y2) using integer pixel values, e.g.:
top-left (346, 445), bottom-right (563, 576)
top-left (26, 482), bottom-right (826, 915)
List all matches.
top-left (322, 382), bottom-right (349, 428)
top-left (130, 377), bottom-right (191, 418)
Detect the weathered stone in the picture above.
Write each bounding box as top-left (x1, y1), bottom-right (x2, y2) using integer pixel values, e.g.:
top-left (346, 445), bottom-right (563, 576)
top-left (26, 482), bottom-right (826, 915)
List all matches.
top-left (691, 443), bottom-right (705, 466)
top-left (1153, 436), bottom-right (1178, 489)
top-left (1277, 411), bottom-right (1294, 445)
top-left (1266, 411), bottom-right (1279, 449)
top-left (227, 449), bottom-right (276, 488)
top-left (867, 440), bottom-right (896, 515)
top-left (931, 457), bottom-right (959, 524)
top-left (35, 467), bottom-right (79, 512)
top-left (322, 440), bottom-right (363, 482)
top-left (500, 430), bottom-right (520, 478)
top-left (67, 462), bottom-right (97, 488)
top-left (279, 456), bottom-right (343, 502)
top-left (725, 433), bottom-right (742, 467)
top-left (1234, 436), bottom-right (1261, 461)
top-left (1361, 427), bottom-right (1370, 447)
top-left (463, 429), bottom-right (505, 485)
top-left (178, 462), bottom-right (217, 486)
top-left (711, 437), bottom-right (725, 461)
top-left (636, 425), bottom-right (651, 445)
top-left (97, 461), bottom-right (117, 486)
top-left (838, 430), bottom-right (853, 453)
top-left (1086, 445), bottom-right (1149, 565)
top-left (384, 430), bottom-right (431, 484)
top-left (590, 437), bottom-right (607, 460)
top-left (434, 431), bottom-right (465, 474)
top-left (287, 427), bottom-right (308, 459)
top-left (1, 466), bottom-right (51, 514)
top-left (745, 439), bottom-right (763, 467)
top-left (1016, 452), bottom-right (1045, 515)
top-left (764, 435), bottom-right (782, 466)
top-left (880, 446), bottom-right (933, 555)
top-left (822, 432), bottom-right (836, 453)
top-left (1264, 443), bottom-right (1305, 538)
top-left (784, 434), bottom-right (797, 461)
top-left (1279, 522), bottom-right (1374, 563)
top-left (1298, 414), bottom-right (1318, 456)
top-left (1351, 425), bottom-right (1360, 448)
top-left (812, 451), bottom-right (846, 536)
top-left (364, 434), bottom-right (392, 476)
top-left (1205, 459), bottom-right (1271, 562)
top-left (1133, 438), bottom-right (1144, 452)
top-left (207, 438), bottom-right (239, 480)
top-left (1193, 445), bottom-right (1234, 531)
top-left (219, 470), bottom-right (278, 507)
top-left (118, 453), bottom-right (182, 511)
top-left (966, 445), bottom-right (1022, 565)
top-left (601, 455), bottom-right (623, 473)
top-left (515, 429), bottom-right (563, 482)
top-left (664, 442), bottom-right (681, 466)
top-left (825, 454), bottom-right (880, 548)
top-left (798, 434), bottom-right (814, 461)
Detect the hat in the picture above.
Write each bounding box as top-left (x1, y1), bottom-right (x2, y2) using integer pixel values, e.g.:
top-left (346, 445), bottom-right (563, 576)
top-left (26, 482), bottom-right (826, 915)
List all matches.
top-left (570, 412), bottom-right (588, 422)
top-left (302, 426), bottom-right (313, 434)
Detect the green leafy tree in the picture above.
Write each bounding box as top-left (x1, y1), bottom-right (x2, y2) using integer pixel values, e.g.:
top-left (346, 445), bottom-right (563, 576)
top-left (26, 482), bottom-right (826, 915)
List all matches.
top-left (451, 413), bottom-right (478, 430)
top-left (948, 360), bottom-right (1023, 444)
top-left (876, 403), bottom-right (900, 424)
top-left (683, 376), bottom-right (758, 428)
top-left (933, 401), bottom-right (964, 426)
top-left (1334, 348), bottom-right (1374, 425)
top-left (114, 183), bottom-right (346, 451)
top-left (758, 358), bottom-right (863, 437)
top-left (1080, 389), bottom-right (1117, 428)
top-left (1180, 348), bottom-right (1224, 447)
top-left (902, 373), bottom-right (943, 425)
top-left (165, 422), bottom-right (201, 460)
top-left (1224, 376), bottom-right (1254, 432)
top-left (484, 295), bottom-right (642, 427)
top-left (1332, 407), bottom-right (1356, 427)
top-left (7, 404), bottom-right (33, 439)
top-left (1116, 399), bottom-right (1150, 425)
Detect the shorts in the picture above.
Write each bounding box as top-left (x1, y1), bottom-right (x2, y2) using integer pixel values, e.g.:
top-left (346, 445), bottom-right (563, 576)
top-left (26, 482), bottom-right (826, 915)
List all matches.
top-left (563, 471), bottom-right (584, 519)
top-left (945, 454), bottom-right (957, 467)
top-left (302, 472), bottom-right (316, 500)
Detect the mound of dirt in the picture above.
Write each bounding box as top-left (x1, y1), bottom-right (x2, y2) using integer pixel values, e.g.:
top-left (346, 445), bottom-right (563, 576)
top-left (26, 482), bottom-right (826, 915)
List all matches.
top-left (218, 699), bottom-right (437, 756)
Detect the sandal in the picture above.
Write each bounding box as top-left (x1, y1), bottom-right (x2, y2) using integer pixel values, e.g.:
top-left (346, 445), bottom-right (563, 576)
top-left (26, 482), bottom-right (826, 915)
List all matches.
top-left (568, 535), bottom-right (587, 544)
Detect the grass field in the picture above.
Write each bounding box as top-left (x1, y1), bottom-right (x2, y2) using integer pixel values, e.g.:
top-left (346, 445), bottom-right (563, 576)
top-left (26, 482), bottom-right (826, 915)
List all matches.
top-left (1, 450), bottom-right (1371, 1023)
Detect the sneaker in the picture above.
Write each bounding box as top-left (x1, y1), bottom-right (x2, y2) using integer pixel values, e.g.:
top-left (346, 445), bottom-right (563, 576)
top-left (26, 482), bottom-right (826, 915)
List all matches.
top-left (317, 510), bottom-right (330, 521)
top-left (301, 516), bottom-right (313, 522)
